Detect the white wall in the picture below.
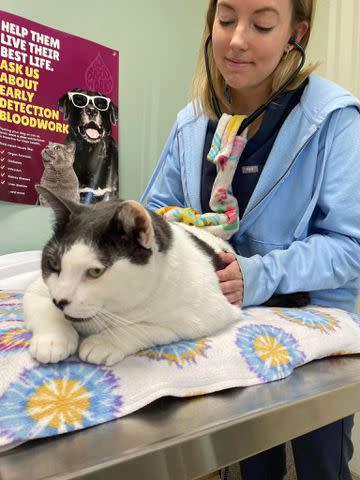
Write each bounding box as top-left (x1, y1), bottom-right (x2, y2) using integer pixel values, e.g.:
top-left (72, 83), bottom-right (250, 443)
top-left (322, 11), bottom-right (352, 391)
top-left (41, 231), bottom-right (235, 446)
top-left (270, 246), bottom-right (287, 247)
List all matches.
top-left (307, 0), bottom-right (360, 98)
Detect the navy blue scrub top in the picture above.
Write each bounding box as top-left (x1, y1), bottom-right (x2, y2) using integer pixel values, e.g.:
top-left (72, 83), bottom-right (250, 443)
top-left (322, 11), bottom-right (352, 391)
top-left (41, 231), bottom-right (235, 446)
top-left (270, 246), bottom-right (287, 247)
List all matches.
top-left (200, 81), bottom-right (307, 218)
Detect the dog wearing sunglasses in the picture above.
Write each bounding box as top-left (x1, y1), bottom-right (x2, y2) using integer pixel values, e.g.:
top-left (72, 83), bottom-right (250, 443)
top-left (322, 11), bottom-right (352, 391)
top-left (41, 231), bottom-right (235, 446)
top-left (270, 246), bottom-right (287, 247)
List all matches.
top-left (58, 88), bottom-right (118, 203)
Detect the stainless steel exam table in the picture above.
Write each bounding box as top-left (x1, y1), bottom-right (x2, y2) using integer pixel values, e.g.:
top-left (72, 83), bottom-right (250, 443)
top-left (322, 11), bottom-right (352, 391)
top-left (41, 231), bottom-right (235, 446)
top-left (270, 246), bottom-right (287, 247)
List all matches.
top-left (1, 355), bottom-right (360, 480)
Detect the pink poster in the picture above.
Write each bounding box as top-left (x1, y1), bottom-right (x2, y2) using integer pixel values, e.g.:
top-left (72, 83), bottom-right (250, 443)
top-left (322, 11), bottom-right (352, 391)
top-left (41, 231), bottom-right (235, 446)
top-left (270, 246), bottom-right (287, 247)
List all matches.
top-left (0, 10), bottom-right (119, 205)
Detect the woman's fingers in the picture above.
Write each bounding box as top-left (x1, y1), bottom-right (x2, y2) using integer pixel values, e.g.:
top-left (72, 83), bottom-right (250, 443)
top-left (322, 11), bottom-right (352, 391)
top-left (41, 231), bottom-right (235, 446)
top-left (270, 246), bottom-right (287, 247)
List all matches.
top-left (216, 254), bottom-right (244, 305)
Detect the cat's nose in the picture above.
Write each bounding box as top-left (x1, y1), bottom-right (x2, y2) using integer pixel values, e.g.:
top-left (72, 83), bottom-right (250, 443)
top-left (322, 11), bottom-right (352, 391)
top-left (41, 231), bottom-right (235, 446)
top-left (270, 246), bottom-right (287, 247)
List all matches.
top-left (53, 298), bottom-right (70, 311)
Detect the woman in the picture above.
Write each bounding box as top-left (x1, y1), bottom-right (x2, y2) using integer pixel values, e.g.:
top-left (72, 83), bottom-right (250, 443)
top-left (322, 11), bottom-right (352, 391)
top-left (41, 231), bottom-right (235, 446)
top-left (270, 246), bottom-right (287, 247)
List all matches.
top-left (142, 0), bottom-right (360, 478)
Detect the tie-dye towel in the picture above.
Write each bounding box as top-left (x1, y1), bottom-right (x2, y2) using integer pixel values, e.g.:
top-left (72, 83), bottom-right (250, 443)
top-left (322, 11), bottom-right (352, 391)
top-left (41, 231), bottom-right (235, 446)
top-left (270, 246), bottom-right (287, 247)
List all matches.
top-left (1, 290), bottom-right (360, 450)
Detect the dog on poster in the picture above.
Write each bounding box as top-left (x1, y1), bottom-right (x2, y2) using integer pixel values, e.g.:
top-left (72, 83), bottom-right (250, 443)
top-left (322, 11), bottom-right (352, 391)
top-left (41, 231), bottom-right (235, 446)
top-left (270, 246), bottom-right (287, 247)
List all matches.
top-left (58, 88), bottom-right (118, 203)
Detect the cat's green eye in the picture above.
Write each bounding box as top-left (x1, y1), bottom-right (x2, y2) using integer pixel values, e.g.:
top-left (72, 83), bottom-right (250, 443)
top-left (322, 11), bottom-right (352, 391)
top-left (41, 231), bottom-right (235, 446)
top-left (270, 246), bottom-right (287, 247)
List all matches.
top-left (87, 267), bottom-right (106, 279)
top-left (48, 257), bottom-right (60, 272)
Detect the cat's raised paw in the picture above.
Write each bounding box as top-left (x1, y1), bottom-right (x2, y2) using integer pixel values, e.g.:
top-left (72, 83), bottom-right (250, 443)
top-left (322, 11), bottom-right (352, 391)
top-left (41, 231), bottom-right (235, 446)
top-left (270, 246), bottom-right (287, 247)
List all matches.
top-left (79, 335), bottom-right (125, 366)
top-left (30, 330), bottom-right (78, 363)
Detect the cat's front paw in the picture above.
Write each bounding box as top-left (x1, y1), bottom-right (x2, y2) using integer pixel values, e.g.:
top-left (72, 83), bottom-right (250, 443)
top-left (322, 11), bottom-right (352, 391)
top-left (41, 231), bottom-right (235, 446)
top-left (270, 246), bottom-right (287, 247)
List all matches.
top-left (30, 328), bottom-right (79, 363)
top-left (79, 335), bottom-right (125, 366)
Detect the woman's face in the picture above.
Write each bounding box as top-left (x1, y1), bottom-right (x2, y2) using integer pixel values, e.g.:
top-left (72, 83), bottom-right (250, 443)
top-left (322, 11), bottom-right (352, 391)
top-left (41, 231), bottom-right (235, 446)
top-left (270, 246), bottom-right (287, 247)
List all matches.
top-left (212, 0), bottom-right (298, 98)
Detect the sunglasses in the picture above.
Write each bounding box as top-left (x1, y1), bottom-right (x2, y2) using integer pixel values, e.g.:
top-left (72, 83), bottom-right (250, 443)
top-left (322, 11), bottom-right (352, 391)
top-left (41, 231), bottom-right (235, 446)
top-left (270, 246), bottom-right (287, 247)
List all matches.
top-left (68, 92), bottom-right (111, 111)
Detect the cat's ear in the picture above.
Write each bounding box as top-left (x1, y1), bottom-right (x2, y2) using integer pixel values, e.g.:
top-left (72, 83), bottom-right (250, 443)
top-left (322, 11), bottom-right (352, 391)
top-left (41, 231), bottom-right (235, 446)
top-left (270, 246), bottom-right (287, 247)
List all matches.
top-left (66, 142), bottom-right (76, 153)
top-left (115, 201), bottom-right (154, 249)
top-left (36, 185), bottom-right (80, 222)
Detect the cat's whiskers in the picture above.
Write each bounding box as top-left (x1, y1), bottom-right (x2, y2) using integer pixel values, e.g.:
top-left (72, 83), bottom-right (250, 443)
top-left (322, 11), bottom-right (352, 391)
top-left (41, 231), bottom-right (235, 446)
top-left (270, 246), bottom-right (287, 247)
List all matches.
top-left (99, 309), bottom-right (136, 325)
top-left (89, 314), bottom-right (135, 346)
top-left (66, 300), bottom-right (101, 318)
top-left (94, 311), bottom-right (155, 348)
top-left (101, 305), bottom-right (149, 325)
top-left (97, 307), bottom-right (203, 345)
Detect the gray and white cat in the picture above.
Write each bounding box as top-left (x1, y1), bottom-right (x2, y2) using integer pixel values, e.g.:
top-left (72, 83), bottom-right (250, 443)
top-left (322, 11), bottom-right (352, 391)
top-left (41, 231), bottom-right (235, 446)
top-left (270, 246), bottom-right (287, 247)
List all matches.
top-left (24, 186), bottom-right (241, 366)
top-left (39, 142), bottom-right (80, 206)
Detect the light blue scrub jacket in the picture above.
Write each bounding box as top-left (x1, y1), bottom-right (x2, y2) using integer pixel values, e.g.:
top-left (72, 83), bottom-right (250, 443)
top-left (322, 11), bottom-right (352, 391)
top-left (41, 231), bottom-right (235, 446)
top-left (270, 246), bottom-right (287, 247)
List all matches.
top-left (141, 75), bottom-right (360, 312)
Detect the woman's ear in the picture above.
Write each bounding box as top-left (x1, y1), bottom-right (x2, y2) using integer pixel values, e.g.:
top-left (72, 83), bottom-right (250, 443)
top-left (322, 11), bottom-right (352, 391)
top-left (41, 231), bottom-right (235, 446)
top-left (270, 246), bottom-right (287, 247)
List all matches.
top-left (292, 20), bottom-right (309, 46)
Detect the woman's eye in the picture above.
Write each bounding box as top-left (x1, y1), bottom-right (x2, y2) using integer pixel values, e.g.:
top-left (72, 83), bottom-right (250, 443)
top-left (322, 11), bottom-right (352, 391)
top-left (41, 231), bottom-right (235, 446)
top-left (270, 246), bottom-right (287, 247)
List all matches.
top-left (255, 25), bottom-right (274, 33)
top-left (87, 267), bottom-right (106, 279)
top-left (219, 19), bottom-right (235, 27)
top-left (48, 257), bottom-right (60, 272)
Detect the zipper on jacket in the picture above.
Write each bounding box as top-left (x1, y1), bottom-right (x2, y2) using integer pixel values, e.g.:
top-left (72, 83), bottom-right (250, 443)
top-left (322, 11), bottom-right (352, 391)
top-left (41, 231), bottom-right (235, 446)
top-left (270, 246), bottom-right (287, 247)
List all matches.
top-left (241, 127), bottom-right (320, 221)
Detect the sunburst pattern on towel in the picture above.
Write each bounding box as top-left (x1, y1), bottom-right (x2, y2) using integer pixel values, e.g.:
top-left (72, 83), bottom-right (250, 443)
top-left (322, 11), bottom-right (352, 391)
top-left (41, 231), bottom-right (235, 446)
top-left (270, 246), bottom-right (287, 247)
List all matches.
top-left (236, 324), bottom-right (306, 382)
top-left (136, 338), bottom-right (212, 368)
top-left (273, 307), bottom-right (339, 333)
top-left (0, 361), bottom-right (122, 443)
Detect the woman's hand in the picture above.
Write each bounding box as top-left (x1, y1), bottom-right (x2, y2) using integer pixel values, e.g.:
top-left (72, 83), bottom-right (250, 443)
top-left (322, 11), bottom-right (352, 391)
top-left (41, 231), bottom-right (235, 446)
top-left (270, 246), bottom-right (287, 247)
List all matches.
top-left (216, 252), bottom-right (244, 306)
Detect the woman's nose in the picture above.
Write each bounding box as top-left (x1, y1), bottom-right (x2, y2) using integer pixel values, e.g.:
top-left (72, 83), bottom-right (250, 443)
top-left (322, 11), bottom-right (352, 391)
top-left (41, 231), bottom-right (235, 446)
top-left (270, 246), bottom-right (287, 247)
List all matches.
top-left (229, 24), bottom-right (249, 50)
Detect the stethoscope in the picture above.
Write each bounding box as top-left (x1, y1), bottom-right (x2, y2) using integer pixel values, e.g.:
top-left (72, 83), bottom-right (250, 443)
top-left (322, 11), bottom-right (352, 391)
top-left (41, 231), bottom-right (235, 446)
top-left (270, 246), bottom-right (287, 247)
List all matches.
top-left (204, 34), bottom-right (306, 134)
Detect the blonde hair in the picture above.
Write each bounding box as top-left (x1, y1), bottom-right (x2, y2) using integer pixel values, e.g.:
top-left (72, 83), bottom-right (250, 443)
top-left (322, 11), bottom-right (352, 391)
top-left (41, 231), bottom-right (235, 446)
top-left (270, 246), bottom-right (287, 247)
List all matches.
top-left (192, 0), bottom-right (318, 118)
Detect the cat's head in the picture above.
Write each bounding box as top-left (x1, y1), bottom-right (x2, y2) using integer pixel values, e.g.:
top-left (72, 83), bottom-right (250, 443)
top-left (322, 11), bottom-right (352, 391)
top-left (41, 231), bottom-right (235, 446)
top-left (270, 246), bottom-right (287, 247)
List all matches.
top-left (36, 186), bottom-right (172, 321)
top-left (41, 142), bottom-right (76, 169)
